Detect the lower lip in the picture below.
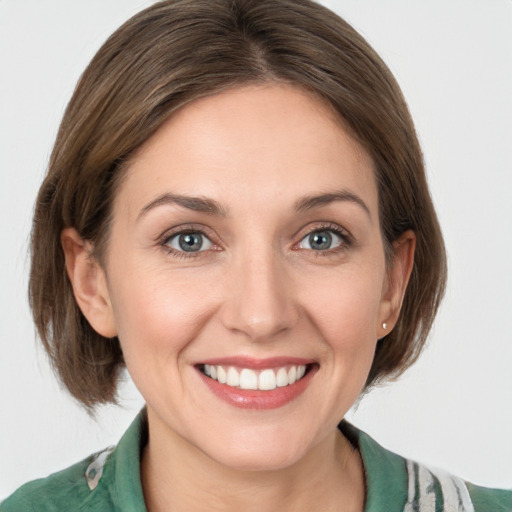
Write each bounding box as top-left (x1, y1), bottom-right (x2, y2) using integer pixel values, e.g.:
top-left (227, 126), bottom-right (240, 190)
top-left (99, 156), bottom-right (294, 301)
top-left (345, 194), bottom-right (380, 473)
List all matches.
top-left (198, 366), bottom-right (316, 410)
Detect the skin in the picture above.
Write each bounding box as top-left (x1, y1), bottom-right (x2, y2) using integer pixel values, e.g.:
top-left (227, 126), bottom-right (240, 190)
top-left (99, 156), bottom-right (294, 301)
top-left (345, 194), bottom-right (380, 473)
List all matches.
top-left (62, 83), bottom-right (415, 511)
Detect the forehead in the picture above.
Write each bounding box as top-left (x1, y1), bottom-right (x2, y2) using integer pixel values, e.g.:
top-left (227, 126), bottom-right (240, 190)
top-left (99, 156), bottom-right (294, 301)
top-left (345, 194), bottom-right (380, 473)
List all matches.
top-left (115, 84), bottom-right (378, 218)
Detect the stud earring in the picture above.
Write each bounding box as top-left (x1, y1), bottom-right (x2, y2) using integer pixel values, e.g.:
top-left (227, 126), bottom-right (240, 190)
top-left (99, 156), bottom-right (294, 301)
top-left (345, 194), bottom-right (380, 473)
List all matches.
top-left (382, 322), bottom-right (388, 330)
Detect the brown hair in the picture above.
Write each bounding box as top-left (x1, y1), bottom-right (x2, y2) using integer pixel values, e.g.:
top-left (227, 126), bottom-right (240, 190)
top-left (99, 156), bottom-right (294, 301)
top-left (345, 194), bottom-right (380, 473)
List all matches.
top-left (29, 0), bottom-right (446, 410)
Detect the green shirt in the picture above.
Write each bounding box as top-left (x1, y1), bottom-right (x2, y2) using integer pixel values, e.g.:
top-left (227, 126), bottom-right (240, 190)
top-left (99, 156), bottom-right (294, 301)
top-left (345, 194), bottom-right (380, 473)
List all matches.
top-left (2, 412), bottom-right (510, 511)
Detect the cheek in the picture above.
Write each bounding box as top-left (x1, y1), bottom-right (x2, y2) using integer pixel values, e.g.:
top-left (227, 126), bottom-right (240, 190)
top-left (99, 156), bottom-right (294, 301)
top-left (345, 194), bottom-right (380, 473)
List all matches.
top-left (304, 264), bottom-right (384, 335)
top-left (107, 261), bottom-right (220, 362)
top-left (319, 296), bottom-right (379, 375)
top-left (299, 262), bottom-right (384, 378)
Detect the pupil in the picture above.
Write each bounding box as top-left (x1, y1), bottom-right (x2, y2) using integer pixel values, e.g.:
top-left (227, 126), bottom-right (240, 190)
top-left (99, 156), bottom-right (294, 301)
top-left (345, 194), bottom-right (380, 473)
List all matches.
top-left (310, 231), bottom-right (332, 250)
top-left (179, 233), bottom-right (202, 252)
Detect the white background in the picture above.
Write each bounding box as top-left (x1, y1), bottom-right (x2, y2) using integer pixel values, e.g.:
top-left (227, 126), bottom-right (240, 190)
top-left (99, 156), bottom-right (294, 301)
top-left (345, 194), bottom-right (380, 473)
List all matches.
top-left (1, 0), bottom-right (511, 499)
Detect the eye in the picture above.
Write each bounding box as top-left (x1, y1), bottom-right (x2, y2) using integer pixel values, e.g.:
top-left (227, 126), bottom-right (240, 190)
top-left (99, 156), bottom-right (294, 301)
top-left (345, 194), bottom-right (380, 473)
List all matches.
top-left (165, 231), bottom-right (213, 253)
top-left (298, 229), bottom-right (344, 251)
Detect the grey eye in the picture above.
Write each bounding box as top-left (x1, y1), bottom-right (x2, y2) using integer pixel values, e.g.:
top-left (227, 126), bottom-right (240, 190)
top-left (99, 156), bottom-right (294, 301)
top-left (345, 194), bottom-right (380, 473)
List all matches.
top-left (167, 232), bottom-right (212, 252)
top-left (299, 230), bottom-right (342, 251)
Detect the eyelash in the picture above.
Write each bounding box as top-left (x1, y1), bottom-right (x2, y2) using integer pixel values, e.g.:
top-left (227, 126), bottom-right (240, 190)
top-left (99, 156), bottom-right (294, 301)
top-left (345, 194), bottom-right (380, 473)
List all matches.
top-left (294, 223), bottom-right (353, 256)
top-left (158, 222), bottom-right (353, 259)
top-left (159, 225), bottom-right (217, 260)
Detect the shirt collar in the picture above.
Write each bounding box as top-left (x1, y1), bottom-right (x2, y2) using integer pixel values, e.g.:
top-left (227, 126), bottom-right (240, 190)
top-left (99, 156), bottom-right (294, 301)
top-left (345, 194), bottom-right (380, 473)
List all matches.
top-left (340, 421), bottom-right (408, 511)
top-left (109, 409), bottom-right (148, 512)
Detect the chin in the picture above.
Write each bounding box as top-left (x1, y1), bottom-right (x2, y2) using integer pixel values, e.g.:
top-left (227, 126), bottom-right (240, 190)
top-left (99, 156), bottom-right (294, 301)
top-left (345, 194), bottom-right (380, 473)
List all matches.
top-left (194, 424), bottom-right (318, 473)
top-left (210, 445), bottom-right (305, 473)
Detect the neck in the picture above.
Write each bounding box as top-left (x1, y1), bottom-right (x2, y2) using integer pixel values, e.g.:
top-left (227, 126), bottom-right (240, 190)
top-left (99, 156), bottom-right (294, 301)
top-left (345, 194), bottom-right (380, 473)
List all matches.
top-left (141, 410), bottom-right (365, 512)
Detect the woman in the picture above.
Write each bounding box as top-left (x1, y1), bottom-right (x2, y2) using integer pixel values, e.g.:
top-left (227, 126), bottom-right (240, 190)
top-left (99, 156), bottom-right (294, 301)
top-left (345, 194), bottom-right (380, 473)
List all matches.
top-left (2, 0), bottom-right (510, 510)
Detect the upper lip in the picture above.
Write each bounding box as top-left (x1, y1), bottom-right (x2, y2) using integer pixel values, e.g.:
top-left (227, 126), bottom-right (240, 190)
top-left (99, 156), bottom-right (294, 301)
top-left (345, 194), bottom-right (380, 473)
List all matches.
top-left (196, 356), bottom-right (316, 369)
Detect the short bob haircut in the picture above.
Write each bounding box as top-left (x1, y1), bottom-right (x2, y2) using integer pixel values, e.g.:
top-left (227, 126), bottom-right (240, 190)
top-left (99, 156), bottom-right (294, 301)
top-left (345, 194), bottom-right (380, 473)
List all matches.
top-left (30, 0), bottom-right (446, 410)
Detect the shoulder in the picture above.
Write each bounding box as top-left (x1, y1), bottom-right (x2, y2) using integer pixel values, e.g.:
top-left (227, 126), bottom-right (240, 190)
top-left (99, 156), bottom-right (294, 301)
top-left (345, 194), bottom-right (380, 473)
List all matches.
top-left (1, 446), bottom-right (116, 512)
top-left (403, 458), bottom-right (511, 512)
top-left (1, 411), bottom-right (147, 512)
top-left (341, 422), bottom-right (512, 512)
top-left (466, 481), bottom-right (512, 512)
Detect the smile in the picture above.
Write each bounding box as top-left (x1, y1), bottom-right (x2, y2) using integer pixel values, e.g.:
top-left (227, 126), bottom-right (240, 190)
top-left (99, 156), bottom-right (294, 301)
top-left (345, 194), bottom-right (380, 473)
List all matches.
top-left (197, 358), bottom-right (317, 409)
top-left (201, 364), bottom-right (307, 391)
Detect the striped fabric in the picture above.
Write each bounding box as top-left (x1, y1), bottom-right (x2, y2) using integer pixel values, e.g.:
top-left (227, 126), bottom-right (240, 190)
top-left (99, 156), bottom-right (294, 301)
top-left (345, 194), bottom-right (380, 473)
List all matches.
top-left (404, 459), bottom-right (475, 512)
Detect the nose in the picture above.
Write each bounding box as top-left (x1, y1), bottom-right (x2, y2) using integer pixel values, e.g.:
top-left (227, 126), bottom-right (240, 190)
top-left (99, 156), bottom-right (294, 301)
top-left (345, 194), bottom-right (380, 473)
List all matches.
top-left (220, 249), bottom-right (299, 342)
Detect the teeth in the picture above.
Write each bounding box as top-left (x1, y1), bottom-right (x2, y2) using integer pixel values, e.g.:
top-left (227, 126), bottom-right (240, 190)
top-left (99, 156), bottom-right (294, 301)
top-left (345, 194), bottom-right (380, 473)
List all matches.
top-left (240, 369), bottom-right (258, 390)
top-left (258, 369), bottom-right (276, 390)
top-left (217, 365), bottom-right (227, 384)
top-left (202, 364), bottom-right (308, 390)
top-left (226, 367), bottom-right (240, 387)
top-left (276, 367), bottom-right (289, 387)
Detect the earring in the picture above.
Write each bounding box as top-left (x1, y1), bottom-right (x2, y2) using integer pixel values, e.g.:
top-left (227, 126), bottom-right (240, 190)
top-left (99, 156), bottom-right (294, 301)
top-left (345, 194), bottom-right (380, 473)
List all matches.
top-left (382, 322), bottom-right (388, 330)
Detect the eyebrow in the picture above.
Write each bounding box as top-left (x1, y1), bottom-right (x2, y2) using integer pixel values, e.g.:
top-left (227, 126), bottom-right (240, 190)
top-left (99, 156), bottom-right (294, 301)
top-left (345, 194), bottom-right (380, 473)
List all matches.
top-left (137, 193), bottom-right (228, 220)
top-left (137, 189), bottom-right (370, 220)
top-left (294, 190), bottom-right (371, 218)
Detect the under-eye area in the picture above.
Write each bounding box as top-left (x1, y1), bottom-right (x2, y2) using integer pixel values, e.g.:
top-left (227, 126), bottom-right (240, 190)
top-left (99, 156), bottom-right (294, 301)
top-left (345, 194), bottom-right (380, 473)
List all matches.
top-left (197, 363), bottom-right (317, 391)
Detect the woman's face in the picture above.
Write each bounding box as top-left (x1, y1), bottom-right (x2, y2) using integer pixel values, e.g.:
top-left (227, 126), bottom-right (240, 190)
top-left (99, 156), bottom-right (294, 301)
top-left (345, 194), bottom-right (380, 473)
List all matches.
top-left (95, 84), bottom-right (402, 470)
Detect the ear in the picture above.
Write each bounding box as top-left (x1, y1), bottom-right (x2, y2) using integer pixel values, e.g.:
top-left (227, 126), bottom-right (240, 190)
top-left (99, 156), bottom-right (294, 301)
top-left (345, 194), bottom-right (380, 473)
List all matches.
top-left (61, 228), bottom-right (117, 338)
top-left (377, 230), bottom-right (416, 338)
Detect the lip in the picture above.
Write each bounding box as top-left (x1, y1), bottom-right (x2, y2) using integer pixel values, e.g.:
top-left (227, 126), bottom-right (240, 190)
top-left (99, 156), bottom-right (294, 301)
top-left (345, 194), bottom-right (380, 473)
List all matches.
top-left (196, 357), bottom-right (318, 410)
top-left (198, 356), bottom-right (315, 369)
